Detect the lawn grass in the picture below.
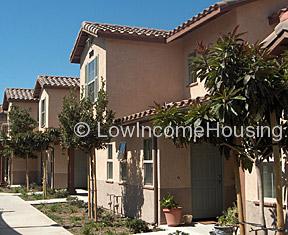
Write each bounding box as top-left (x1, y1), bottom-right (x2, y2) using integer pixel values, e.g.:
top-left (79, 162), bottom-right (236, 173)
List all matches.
top-left (34, 196), bottom-right (153, 235)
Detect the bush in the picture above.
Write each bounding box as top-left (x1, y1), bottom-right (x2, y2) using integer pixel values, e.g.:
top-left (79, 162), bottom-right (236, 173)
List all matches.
top-left (125, 218), bottom-right (150, 233)
top-left (169, 231), bottom-right (189, 235)
top-left (66, 196), bottom-right (86, 208)
top-left (217, 205), bottom-right (238, 227)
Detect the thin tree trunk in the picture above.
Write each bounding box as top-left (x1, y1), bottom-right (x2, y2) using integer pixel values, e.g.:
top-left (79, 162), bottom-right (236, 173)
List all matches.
top-left (87, 154), bottom-right (91, 219)
top-left (270, 111), bottom-right (285, 235)
top-left (233, 156), bottom-right (245, 235)
top-left (25, 154), bottom-right (29, 192)
top-left (67, 148), bottom-right (75, 194)
top-left (43, 151), bottom-right (47, 199)
top-left (92, 149), bottom-right (97, 221)
top-left (255, 161), bottom-right (267, 235)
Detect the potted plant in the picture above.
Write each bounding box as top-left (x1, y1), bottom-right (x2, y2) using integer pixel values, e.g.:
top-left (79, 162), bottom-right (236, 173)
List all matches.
top-left (160, 194), bottom-right (182, 226)
top-left (213, 206), bottom-right (238, 235)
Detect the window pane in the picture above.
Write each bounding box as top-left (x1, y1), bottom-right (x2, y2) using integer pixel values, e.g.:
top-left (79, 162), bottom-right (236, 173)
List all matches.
top-left (263, 163), bottom-right (275, 198)
top-left (87, 60), bottom-right (95, 82)
top-left (144, 139), bottom-right (152, 160)
top-left (108, 144), bottom-right (113, 159)
top-left (87, 82), bottom-right (95, 102)
top-left (41, 99), bottom-right (45, 112)
top-left (188, 52), bottom-right (197, 84)
top-left (144, 163), bottom-right (153, 185)
top-left (120, 162), bottom-right (127, 181)
top-left (107, 162), bottom-right (113, 180)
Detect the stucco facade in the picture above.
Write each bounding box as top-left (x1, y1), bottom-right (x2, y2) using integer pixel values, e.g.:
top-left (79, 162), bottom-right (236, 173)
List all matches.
top-left (73, 0), bottom-right (288, 228)
top-left (38, 85), bottom-right (80, 189)
top-left (7, 101), bottom-right (40, 185)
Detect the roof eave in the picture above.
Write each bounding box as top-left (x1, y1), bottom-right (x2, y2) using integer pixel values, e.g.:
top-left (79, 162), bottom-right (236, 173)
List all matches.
top-left (70, 29), bottom-right (87, 64)
top-left (167, 8), bottom-right (221, 43)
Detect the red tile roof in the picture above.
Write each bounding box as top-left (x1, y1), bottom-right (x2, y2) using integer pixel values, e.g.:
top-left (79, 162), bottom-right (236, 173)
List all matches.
top-left (115, 96), bottom-right (208, 124)
top-left (71, 0), bottom-right (258, 63)
top-left (33, 75), bottom-right (80, 98)
top-left (2, 88), bottom-right (38, 110)
top-left (83, 22), bottom-right (170, 40)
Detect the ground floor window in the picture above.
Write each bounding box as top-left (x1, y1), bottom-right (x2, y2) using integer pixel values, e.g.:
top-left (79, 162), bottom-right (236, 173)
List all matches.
top-left (107, 144), bottom-right (113, 180)
top-left (120, 161), bottom-right (127, 181)
top-left (262, 162), bottom-right (275, 198)
top-left (143, 138), bottom-right (153, 186)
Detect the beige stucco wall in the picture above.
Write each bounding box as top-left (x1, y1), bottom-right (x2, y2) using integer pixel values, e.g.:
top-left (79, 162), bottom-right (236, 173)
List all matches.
top-left (53, 145), bottom-right (68, 189)
top-left (37, 87), bottom-right (78, 188)
top-left (39, 87), bottom-right (79, 129)
top-left (96, 130), bottom-right (155, 223)
top-left (79, 37), bottom-right (185, 118)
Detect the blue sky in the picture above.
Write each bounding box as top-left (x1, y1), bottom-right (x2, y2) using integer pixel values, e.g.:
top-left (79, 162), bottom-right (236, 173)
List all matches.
top-left (0, 0), bottom-right (217, 100)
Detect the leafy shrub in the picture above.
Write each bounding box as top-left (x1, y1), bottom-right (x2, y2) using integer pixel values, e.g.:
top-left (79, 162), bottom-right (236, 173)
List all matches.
top-left (66, 196), bottom-right (86, 208)
top-left (125, 218), bottom-right (150, 233)
top-left (169, 231), bottom-right (189, 235)
top-left (160, 194), bottom-right (178, 209)
top-left (217, 205), bottom-right (238, 227)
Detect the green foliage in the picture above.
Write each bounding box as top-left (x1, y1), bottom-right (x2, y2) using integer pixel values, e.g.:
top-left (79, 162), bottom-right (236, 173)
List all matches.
top-left (125, 218), bottom-right (150, 233)
top-left (217, 205), bottom-right (238, 227)
top-left (59, 83), bottom-right (115, 153)
top-left (160, 194), bottom-right (178, 209)
top-left (9, 106), bottom-right (37, 136)
top-left (168, 231), bottom-right (189, 235)
top-left (153, 28), bottom-right (288, 172)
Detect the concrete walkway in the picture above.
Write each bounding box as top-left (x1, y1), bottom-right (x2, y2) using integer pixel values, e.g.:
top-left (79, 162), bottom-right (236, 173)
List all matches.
top-left (0, 195), bottom-right (72, 235)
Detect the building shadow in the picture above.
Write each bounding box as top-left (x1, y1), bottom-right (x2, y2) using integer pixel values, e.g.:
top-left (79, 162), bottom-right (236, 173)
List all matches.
top-left (121, 147), bottom-right (144, 218)
top-left (0, 210), bottom-right (21, 235)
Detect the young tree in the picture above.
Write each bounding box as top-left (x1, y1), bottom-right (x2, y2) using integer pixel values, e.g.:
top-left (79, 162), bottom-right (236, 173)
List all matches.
top-left (8, 106), bottom-right (37, 191)
top-left (59, 84), bottom-right (114, 220)
top-left (33, 129), bottom-right (59, 198)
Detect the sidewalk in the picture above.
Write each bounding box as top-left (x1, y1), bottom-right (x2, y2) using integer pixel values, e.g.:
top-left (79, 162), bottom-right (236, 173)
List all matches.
top-left (0, 195), bottom-right (71, 235)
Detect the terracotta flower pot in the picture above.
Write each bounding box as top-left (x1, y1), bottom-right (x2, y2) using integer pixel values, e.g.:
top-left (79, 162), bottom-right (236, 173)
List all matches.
top-left (163, 207), bottom-right (182, 226)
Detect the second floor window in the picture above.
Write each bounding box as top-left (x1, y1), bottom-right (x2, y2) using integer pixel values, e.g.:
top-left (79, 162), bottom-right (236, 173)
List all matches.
top-left (262, 162), bottom-right (276, 198)
top-left (143, 138), bottom-right (153, 186)
top-left (85, 57), bottom-right (99, 102)
top-left (188, 52), bottom-right (197, 84)
top-left (107, 144), bottom-right (113, 180)
top-left (41, 99), bottom-right (46, 127)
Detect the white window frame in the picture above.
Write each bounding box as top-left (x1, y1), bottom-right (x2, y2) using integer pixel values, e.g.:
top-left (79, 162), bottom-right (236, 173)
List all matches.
top-left (143, 138), bottom-right (153, 186)
top-left (40, 98), bottom-right (46, 127)
top-left (85, 56), bottom-right (99, 102)
top-left (262, 161), bottom-right (276, 199)
top-left (107, 144), bottom-right (113, 180)
top-left (118, 142), bottom-right (127, 182)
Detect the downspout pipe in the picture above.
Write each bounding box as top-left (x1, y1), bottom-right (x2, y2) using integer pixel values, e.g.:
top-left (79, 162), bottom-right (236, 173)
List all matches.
top-left (152, 135), bottom-right (158, 225)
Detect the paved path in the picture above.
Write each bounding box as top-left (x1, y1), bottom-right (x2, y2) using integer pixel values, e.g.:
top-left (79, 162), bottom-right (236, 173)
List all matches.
top-left (0, 195), bottom-right (72, 235)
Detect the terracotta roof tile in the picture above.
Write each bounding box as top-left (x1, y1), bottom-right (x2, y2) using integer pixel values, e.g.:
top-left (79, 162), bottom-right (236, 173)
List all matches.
top-left (37, 75), bottom-right (80, 88)
top-left (33, 75), bottom-right (80, 98)
top-left (82, 22), bottom-right (171, 40)
top-left (5, 88), bottom-right (37, 102)
top-left (71, 0), bottom-right (257, 63)
top-left (115, 96), bottom-right (208, 124)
